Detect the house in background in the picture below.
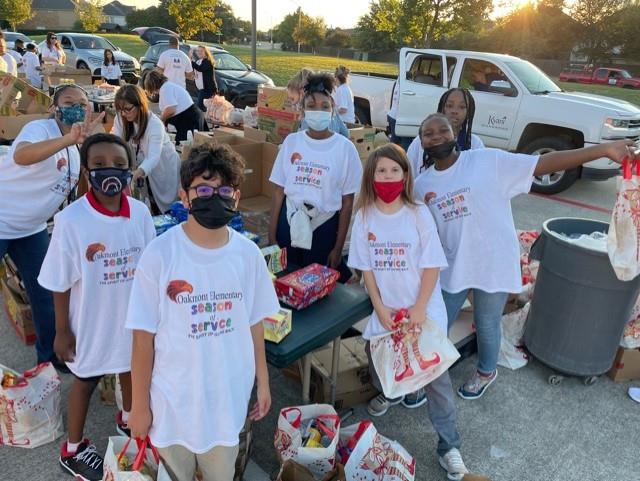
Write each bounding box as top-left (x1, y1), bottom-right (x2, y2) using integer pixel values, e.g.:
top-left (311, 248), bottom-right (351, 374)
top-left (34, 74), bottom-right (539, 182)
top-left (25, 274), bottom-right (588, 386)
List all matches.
top-left (102, 1), bottom-right (135, 32)
top-left (20, 0), bottom-right (136, 32)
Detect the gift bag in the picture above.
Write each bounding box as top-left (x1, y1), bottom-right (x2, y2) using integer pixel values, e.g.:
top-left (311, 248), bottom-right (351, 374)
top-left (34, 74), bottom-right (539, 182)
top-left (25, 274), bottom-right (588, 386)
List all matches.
top-left (621, 294), bottom-right (640, 349)
top-left (498, 303), bottom-right (530, 370)
top-left (277, 460), bottom-right (346, 481)
top-left (608, 157), bottom-right (640, 281)
top-left (370, 314), bottom-right (460, 399)
top-left (274, 404), bottom-right (341, 479)
top-left (102, 436), bottom-right (171, 481)
top-left (339, 422), bottom-right (415, 481)
top-left (0, 362), bottom-right (62, 448)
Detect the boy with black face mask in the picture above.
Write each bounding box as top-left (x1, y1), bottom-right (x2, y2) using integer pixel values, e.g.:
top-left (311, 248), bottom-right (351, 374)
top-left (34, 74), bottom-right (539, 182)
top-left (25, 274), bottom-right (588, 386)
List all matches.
top-left (38, 133), bottom-right (155, 481)
top-left (126, 144), bottom-right (279, 481)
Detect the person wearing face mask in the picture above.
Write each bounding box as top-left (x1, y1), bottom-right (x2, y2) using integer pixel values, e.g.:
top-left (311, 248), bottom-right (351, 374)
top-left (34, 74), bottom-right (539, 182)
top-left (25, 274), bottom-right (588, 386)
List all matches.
top-left (287, 68), bottom-right (349, 138)
top-left (407, 88), bottom-right (484, 178)
top-left (38, 133), bottom-right (155, 481)
top-left (347, 143), bottom-right (470, 481)
top-left (269, 73), bottom-right (363, 282)
top-left (112, 84), bottom-right (180, 214)
top-left (126, 143), bottom-right (279, 481)
top-left (0, 84), bottom-right (104, 370)
top-left (414, 113), bottom-right (639, 401)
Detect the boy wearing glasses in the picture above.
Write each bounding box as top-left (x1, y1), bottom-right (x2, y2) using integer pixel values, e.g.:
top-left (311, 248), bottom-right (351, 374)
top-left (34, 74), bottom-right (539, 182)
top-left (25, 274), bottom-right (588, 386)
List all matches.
top-left (126, 144), bottom-right (279, 481)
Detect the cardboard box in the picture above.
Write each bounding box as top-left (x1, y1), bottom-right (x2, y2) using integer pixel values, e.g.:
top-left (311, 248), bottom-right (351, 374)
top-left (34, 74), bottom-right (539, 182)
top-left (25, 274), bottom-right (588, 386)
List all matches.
top-left (1, 278), bottom-right (36, 345)
top-left (348, 125), bottom-right (376, 160)
top-left (42, 67), bottom-right (93, 90)
top-left (261, 245), bottom-right (287, 274)
top-left (257, 85), bottom-right (295, 111)
top-left (263, 308), bottom-right (293, 343)
top-left (608, 347), bottom-right (640, 382)
top-left (257, 106), bottom-right (301, 144)
top-left (0, 113), bottom-right (50, 140)
top-left (310, 336), bottom-right (378, 410)
top-left (0, 72), bottom-right (51, 116)
top-left (193, 130), bottom-right (238, 147)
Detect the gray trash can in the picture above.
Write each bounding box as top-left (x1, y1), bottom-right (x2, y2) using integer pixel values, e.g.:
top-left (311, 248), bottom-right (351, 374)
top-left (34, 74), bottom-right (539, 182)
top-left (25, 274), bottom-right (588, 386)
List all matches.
top-left (524, 217), bottom-right (640, 385)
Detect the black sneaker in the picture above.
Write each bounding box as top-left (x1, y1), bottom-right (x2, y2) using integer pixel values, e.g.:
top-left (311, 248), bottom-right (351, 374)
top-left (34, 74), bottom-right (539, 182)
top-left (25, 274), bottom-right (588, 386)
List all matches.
top-left (116, 410), bottom-right (131, 437)
top-left (59, 440), bottom-right (104, 481)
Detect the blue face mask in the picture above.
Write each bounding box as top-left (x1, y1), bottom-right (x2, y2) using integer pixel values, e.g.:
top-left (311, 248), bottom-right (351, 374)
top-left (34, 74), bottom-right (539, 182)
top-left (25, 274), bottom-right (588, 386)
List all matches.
top-left (305, 110), bottom-right (332, 132)
top-left (57, 104), bottom-right (86, 125)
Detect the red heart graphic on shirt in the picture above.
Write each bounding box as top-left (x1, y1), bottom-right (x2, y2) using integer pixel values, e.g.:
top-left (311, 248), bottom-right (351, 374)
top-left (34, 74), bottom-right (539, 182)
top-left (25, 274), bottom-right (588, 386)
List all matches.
top-left (85, 243), bottom-right (106, 262)
top-left (166, 280), bottom-right (194, 302)
top-left (290, 152), bottom-right (302, 164)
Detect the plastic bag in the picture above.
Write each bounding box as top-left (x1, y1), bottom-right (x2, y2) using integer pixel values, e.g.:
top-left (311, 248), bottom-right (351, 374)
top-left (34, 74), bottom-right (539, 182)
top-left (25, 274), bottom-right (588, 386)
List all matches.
top-left (621, 294), bottom-right (640, 349)
top-left (608, 157), bottom-right (640, 281)
top-left (0, 362), bottom-right (62, 448)
top-left (204, 95), bottom-right (234, 124)
top-left (498, 303), bottom-right (530, 370)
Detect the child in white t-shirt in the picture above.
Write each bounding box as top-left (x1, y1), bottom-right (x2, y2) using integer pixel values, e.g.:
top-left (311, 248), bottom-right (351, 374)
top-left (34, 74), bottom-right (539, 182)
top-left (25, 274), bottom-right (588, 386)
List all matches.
top-left (414, 113), bottom-right (638, 401)
top-left (348, 143), bottom-right (469, 481)
top-left (126, 143), bottom-right (279, 481)
top-left (23, 44), bottom-right (42, 88)
top-left (38, 133), bottom-right (155, 481)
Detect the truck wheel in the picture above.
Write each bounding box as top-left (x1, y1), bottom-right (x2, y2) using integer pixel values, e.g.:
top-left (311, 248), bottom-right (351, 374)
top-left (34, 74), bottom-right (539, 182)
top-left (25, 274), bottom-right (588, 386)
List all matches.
top-left (355, 105), bottom-right (370, 126)
top-left (522, 137), bottom-right (579, 195)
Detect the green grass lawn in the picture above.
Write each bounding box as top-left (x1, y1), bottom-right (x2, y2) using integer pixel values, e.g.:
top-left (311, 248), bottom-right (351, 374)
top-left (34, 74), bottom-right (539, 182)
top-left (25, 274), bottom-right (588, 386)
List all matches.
top-left (555, 79), bottom-right (640, 106)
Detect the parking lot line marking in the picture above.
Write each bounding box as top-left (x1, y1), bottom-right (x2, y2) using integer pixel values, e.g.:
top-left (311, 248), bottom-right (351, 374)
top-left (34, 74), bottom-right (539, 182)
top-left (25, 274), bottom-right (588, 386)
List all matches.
top-left (530, 193), bottom-right (613, 214)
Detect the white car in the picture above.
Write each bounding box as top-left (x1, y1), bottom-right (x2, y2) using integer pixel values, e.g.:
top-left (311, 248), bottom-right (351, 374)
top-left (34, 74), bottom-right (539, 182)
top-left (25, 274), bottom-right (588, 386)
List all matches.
top-left (2, 31), bottom-right (33, 49)
top-left (351, 48), bottom-right (640, 194)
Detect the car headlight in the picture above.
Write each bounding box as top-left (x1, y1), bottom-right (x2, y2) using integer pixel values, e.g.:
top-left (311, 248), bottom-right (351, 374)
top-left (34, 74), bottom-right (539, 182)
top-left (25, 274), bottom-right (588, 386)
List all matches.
top-left (605, 118), bottom-right (630, 129)
top-left (88, 56), bottom-right (102, 65)
top-left (132, 58), bottom-right (140, 69)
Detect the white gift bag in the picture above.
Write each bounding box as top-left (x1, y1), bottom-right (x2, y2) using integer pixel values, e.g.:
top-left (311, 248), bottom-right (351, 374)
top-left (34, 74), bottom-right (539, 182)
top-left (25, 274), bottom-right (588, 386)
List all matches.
top-left (0, 362), bottom-right (62, 448)
top-left (274, 404), bottom-right (341, 479)
top-left (498, 303), bottom-right (530, 370)
top-left (370, 315), bottom-right (460, 399)
top-left (102, 436), bottom-right (171, 481)
top-left (608, 158), bottom-right (640, 281)
top-left (621, 294), bottom-right (640, 349)
top-left (339, 421), bottom-right (415, 481)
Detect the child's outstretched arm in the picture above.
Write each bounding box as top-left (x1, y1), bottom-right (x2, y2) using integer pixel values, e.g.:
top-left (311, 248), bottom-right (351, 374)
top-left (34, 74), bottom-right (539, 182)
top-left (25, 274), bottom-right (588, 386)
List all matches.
top-left (53, 290), bottom-right (75, 362)
top-left (363, 271), bottom-right (395, 331)
top-left (535, 139), bottom-right (637, 176)
top-left (408, 268), bottom-right (439, 330)
top-left (129, 330), bottom-right (155, 439)
top-left (249, 323), bottom-right (271, 421)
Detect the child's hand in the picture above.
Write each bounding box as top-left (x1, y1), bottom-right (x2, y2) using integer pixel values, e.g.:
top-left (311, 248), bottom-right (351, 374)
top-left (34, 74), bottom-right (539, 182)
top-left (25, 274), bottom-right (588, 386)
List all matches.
top-left (249, 383), bottom-right (271, 421)
top-left (375, 305), bottom-right (395, 331)
top-left (128, 407), bottom-right (153, 439)
top-left (54, 329), bottom-right (76, 363)
top-left (407, 305), bottom-right (426, 331)
top-left (326, 248), bottom-right (342, 270)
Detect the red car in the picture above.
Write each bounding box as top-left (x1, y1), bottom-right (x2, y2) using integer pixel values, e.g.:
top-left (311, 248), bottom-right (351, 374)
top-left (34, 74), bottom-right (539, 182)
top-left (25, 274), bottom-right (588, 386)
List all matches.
top-left (559, 67), bottom-right (640, 89)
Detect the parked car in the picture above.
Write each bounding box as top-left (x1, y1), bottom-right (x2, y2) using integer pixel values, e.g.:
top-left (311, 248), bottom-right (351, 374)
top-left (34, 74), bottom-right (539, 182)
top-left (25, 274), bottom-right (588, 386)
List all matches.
top-left (132, 27), bottom-right (182, 46)
top-left (138, 41), bottom-right (274, 108)
top-left (351, 48), bottom-right (640, 194)
top-left (559, 67), bottom-right (640, 89)
top-left (38, 33), bottom-right (140, 83)
top-left (2, 31), bottom-right (33, 49)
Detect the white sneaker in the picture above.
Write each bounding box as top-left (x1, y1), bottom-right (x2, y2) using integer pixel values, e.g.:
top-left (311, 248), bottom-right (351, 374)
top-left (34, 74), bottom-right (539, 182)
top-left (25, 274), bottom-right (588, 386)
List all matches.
top-left (438, 448), bottom-right (469, 481)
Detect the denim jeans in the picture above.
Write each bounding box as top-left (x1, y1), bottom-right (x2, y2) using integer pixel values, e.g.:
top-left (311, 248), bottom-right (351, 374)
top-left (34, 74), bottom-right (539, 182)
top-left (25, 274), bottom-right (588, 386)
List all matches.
top-left (0, 229), bottom-right (56, 363)
top-left (365, 342), bottom-right (461, 457)
top-left (442, 289), bottom-right (509, 375)
top-left (197, 89), bottom-right (214, 112)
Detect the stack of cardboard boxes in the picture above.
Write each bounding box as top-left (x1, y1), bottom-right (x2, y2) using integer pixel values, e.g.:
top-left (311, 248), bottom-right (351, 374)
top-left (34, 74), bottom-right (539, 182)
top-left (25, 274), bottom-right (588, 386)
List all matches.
top-left (256, 86), bottom-right (301, 144)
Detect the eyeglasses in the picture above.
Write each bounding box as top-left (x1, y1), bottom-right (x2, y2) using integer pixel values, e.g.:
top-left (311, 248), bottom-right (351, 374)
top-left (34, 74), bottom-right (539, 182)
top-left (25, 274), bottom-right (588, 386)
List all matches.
top-left (117, 105), bottom-right (136, 114)
top-left (189, 184), bottom-right (235, 200)
top-left (50, 36), bottom-right (57, 40)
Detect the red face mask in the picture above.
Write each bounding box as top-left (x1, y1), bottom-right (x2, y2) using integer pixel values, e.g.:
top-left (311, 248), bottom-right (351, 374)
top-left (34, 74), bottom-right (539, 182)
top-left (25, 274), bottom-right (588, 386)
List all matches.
top-left (373, 180), bottom-right (404, 204)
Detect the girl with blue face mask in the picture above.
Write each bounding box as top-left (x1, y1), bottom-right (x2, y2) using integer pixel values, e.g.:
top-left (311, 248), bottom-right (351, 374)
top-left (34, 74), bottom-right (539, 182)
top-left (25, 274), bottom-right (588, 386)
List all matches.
top-left (0, 84), bottom-right (104, 371)
top-left (268, 73), bottom-right (363, 282)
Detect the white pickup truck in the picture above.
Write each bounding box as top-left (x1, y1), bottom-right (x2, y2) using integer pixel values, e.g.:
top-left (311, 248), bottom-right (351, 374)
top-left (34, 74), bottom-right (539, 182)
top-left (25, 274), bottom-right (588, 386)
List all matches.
top-left (351, 48), bottom-right (640, 194)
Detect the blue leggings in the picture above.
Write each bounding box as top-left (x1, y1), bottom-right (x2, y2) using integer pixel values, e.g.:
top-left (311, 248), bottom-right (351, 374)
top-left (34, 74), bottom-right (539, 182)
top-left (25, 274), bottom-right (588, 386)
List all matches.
top-left (0, 230), bottom-right (56, 363)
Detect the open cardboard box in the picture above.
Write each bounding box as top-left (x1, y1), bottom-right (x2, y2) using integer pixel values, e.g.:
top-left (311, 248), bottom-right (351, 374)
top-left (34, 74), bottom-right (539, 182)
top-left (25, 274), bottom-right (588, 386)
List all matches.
top-left (42, 65), bottom-right (93, 90)
top-left (0, 73), bottom-right (53, 140)
top-left (347, 124), bottom-right (376, 160)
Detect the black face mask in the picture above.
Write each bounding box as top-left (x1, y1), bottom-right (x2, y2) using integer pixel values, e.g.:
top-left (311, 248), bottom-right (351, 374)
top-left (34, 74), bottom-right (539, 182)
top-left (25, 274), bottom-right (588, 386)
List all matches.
top-left (88, 168), bottom-right (132, 197)
top-left (424, 140), bottom-right (457, 160)
top-left (190, 195), bottom-right (237, 230)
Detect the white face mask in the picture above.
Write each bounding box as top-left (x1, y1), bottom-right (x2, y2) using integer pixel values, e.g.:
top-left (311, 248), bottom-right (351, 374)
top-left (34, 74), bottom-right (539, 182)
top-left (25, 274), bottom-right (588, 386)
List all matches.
top-left (304, 110), bottom-right (332, 132)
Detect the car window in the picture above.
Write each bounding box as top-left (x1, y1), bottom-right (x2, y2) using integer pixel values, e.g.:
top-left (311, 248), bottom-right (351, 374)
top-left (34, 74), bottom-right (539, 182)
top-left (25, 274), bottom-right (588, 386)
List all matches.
top-left (212, 53), bottom-right (247, 71)
top-left (180, 45), bottom-right (191, 55)
top-left (446, 56), bottom-right (457, 86)
top-left (622, 70), bottom-right (632, 79)
top-left (73, 36), bottom-right (112, 50)
top-left (595, 69), bottom-right (607, 80)
top-left (460, 59), bottom-right (516, 95)
top-left (406, 54), bottom-right (444, 86)
top-left (60, 36), bottom-right (72, 49)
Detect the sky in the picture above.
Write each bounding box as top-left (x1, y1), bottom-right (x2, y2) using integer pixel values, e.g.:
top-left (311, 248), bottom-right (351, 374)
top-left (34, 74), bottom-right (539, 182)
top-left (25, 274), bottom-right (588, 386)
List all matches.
top-left (120, 0), bottom-right (544, 31)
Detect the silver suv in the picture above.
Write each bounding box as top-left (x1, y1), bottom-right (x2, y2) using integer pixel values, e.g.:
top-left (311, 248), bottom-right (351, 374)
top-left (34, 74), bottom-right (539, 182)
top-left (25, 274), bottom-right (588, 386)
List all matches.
top-left (38, 33), bottom-right (140, 82)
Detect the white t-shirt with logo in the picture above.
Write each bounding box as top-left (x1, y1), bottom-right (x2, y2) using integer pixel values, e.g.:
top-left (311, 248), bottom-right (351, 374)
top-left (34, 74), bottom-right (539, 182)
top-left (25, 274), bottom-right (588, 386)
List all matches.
top-left (407, 134), bottom-right (485, 179)
top-left (101, 63), bottom-right (122, 80)
top-left (2, 53), bottom-right (17, 76)
top-left (270, 131), bottom-right (363, 215)
top-left (23, 51), bottom-right (41, 87)
top-left (414, 149), bottom-right (538, 294)
top-left (348, 204), bottom-right (448, 338)
top-left (38, 196), bottom-right (155, 377)
top-left (0, 119), bottom-right (80, 239)
top-left (333, 83), bottom-right (355, 124)
top-left (125, 226), bottom-right (280, 452)
top-left (157, 49), bottom-right (193, 89)
top-left (159, 81), bottom-right (194, 116)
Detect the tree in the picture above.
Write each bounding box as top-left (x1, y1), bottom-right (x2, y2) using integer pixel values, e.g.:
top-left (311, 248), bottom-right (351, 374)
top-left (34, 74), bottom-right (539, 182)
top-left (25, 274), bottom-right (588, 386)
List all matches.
top-left (167, 0), bottom-right (221, 40)
top-left (571, 0), bottom-right (624, 63)
top-left (325, 28), bottom-right (351, 49)
top-left (273, 8), bottom-right (312, 51)
top-left (293, 16), bottom-right (326, 54)
top-left (126, 5), bottom-right (176, 31)
top-left (0, 0), bottom-right (32, 32)
top-left (353, 2), bottom-right (399, 53)
top-left (76, 0), bottom-right (105, 33)
top-left (618, 3), bottom-right (640, 59)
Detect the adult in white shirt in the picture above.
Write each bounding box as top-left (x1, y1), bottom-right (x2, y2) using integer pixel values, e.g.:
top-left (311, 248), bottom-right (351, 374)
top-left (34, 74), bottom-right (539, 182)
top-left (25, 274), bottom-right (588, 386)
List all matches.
top-left (269, 72), bottom-right (363, 282)
top-left (333, 65), bottom-right (355, 124)
top-left (413, 113), bottom-right (637, 401)
top-left (0, 35), bottom-right (18, 76)
top-left (407, 88), bottom-right (484, 178)
top-left (156, 36), bottom-right (193, 90)
top-left (23, 44), bottom-right (42, 88)
top-left (41, 32), bottom-right (66, 66)
top-left (112, 84), bottom-right (180, 213)
top-left (0, 85), bottom-right (104, 368)
top-left (144, 70), bottom-right (208, 144)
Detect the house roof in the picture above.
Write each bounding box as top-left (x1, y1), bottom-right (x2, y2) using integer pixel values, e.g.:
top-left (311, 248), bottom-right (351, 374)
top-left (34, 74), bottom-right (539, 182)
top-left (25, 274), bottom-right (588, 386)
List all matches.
top-left (32, 0), bottom-right (76, 10)
top-left (103, 0), bottom-right (134, 16)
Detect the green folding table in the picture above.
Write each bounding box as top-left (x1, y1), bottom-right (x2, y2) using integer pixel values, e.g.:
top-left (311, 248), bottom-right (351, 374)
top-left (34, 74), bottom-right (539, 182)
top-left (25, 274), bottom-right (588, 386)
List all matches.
top-left (265, 283), bottom-right (373, 404)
